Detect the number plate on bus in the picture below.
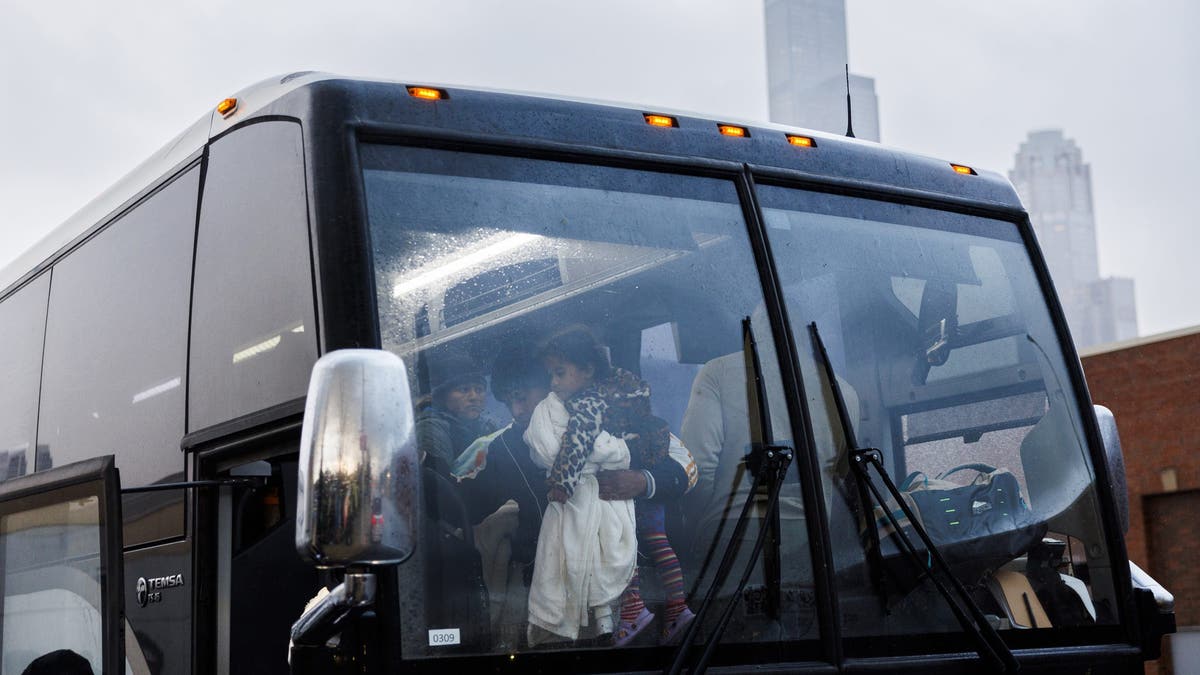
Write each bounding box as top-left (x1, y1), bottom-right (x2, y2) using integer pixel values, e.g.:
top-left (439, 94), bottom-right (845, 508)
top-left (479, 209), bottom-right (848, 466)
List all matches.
top-left (428, 628), bottom-right (461, 646)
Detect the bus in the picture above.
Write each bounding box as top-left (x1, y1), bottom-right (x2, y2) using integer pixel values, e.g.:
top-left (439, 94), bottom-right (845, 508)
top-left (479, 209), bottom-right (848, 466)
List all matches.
top-left (0, 72), bottom-right (1175, 674)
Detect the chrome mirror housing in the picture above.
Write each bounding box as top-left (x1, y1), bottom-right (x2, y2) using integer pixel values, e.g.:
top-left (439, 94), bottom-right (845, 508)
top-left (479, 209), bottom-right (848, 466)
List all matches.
top-left (296, 349), bottom-right (418, 567)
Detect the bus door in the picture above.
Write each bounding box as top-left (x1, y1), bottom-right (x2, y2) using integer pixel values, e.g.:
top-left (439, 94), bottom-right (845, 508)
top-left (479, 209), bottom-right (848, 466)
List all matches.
top-left (199, 439), bottom-right (319, 675)
top-left (0, 456), bottom-right (128, 675)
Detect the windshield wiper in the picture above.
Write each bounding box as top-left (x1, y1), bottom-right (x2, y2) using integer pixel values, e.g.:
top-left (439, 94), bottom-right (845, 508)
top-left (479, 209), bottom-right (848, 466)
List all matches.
top-left (809, 322), bottom-right (1019, 674)
top-left (666, 317), bottom-right (792, 675)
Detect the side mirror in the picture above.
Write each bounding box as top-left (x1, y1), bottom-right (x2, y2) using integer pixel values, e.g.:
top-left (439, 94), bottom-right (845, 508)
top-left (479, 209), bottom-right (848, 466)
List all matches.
top-left (295, 349), bottom-right (419, 567)
top-left (1093, 405), bottom-right (1130, 534)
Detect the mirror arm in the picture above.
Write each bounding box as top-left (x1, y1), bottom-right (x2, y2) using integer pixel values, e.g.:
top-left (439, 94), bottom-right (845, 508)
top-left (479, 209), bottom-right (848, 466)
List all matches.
top-left (290, 571), bottom-right (377, 648)
top-left (122, 477), bottom-right (265, 493)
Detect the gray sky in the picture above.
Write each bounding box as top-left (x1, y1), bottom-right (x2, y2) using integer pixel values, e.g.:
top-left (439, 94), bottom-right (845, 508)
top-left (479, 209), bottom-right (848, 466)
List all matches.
top-left (2, 0), bottom-right (1196, 335)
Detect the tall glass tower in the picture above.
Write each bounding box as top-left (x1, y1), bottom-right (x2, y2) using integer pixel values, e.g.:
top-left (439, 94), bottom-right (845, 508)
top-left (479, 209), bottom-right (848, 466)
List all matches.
top-left (1010, 130), bottom-right (1137, 347)
top-left (764, 0), bottom-right (880, 141)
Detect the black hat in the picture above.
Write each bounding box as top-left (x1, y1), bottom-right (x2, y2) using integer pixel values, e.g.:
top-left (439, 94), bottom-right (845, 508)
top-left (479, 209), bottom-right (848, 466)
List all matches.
top-left (428, 350), bottom-right (486, 400)
top-left (21, 650), bottom-right (94, 675)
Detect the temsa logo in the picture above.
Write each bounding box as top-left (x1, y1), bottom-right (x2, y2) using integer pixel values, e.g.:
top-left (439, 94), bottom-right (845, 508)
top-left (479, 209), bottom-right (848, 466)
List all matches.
top-left (135, 573), bottom-right (184, 607)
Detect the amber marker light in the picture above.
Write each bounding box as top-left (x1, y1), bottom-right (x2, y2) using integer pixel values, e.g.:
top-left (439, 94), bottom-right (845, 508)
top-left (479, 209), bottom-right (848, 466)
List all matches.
top-left (216, 98), bottom-right (238, 116)
top-left (407, 86), bottom-right (446, 101)
top-left (644, 114), bottom-right (678, 128)
top-left (951, 163), bottom-right (977, 176)
top-left (786, 134), bottom-right (816, 148)
top-left (718, 124), bottom-right (749, 138)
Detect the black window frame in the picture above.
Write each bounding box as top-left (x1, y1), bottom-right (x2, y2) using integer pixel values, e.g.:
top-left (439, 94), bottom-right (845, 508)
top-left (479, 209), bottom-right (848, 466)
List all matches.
top-left (0, 455), bottom-right (124, 675)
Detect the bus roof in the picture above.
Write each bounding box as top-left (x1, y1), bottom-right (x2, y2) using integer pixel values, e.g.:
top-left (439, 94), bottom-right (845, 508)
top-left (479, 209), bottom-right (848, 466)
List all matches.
top-left (0, 71), bottom-right (1025, 297)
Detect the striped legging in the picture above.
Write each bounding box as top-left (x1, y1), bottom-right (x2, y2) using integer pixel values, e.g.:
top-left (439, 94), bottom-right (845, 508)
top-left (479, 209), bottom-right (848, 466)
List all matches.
top-left (619, 502), bottom-right (688, 622)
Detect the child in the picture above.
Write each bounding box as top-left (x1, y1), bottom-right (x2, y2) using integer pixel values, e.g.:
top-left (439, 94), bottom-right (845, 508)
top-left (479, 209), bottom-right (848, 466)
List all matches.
top-left (523, 343), bottom-right (636, 644)
top-left (535, 326), bottom-right (695, 646)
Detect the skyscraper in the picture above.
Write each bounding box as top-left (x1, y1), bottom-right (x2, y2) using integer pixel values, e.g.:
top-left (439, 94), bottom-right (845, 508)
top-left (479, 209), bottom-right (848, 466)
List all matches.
top-left (765, 0), bottom-right (880, 141)
top-left (1010, 130), bottom-right (1137, 348)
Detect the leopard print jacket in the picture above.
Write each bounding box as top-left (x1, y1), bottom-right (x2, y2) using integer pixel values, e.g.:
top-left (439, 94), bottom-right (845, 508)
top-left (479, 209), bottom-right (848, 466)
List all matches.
top-left (547, 368), bottom-right (672, 498)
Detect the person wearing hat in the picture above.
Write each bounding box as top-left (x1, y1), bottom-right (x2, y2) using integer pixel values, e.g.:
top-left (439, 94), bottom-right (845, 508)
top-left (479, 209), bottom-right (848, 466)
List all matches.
top-left (417, 350), bottom-right (498, 476)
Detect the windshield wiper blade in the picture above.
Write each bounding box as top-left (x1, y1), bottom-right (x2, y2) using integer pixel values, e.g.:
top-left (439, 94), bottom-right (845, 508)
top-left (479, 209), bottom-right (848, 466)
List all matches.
top-left (851, 449), bottom-right (1018, 673)
top-left (665, 317), bottom-right (792, 675)
top-left (808, 322), bottom-right (1019, 674)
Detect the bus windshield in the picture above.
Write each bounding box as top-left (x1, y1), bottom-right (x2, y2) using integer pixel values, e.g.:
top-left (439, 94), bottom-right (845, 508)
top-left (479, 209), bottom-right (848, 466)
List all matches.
top-left (363, 143), bottom-right (1118, 662)
top-left (757, 184), bottom-right (1120, 642)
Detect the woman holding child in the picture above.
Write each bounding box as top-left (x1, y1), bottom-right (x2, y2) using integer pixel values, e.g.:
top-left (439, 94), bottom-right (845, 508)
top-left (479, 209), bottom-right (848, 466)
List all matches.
top-left (523, 326), bottom-right (696, 646)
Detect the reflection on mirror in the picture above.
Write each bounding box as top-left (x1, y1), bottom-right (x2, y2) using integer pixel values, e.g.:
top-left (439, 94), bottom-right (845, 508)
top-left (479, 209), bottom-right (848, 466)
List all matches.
top-left (296, 349), bottom-right (419, 568)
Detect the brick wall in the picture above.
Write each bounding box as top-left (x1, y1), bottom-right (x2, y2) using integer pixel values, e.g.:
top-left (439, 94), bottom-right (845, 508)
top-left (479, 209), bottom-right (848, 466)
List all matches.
top-left (1144, 491), bottom-right (1200, 626)
top-left (1082, 329), bottom-right (1200, 674)
top-left (1082, 331), bottom-right (1200, 573)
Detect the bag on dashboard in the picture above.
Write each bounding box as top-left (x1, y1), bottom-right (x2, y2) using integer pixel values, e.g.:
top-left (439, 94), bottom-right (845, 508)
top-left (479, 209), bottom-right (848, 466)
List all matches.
top-left (866, 463), bottom-right (1046, 595)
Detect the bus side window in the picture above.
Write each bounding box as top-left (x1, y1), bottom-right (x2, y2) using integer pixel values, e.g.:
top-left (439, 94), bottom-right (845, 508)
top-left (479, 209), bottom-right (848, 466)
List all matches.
top-left (38, 167), bottom-right (198, 546)
top-left (0, 273), bottom-right (49, 483)
top-left (189, 121), bottom-right (318, 432)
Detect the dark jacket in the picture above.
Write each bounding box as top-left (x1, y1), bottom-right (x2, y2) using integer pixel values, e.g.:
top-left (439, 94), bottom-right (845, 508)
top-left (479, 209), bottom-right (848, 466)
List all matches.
top-left (460, 425), bottom-right (547, 566)
top-left (416, 406), bottom-right (496, 477)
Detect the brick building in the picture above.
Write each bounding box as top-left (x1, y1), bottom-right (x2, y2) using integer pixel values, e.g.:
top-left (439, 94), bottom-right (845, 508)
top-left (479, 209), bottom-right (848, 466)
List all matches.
top-left (1082, 327), bottom-right (1200, 673)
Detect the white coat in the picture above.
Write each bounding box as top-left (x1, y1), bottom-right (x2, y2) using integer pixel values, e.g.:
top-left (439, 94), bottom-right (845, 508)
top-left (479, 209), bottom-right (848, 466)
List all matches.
top-left (523, 392), bottom-right (637, 642)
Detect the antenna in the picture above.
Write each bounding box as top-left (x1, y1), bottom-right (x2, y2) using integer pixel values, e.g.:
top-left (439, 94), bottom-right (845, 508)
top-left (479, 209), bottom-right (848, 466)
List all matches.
top-left (844, 64), bottom-right (856, 138)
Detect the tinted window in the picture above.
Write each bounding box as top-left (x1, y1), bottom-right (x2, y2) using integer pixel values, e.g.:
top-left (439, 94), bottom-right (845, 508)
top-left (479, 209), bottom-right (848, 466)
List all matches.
top-left (189, 121), bottom-right (317, 431)
top-left (0, 274), bottom-right (49, 482)
top-left (38, 168), bottom-right (197, 545)
top-left (365, 145), bottom-right (818, 661)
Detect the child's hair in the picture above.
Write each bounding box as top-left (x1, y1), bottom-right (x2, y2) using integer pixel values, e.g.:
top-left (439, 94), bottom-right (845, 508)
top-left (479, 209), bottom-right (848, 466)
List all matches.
top-left (538, 325), bottom-right (612, 381)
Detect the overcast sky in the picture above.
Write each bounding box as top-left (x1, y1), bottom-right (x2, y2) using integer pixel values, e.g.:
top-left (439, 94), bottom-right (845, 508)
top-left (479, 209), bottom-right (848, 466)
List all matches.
top-left (1, 0), bottom-right (1196, 336)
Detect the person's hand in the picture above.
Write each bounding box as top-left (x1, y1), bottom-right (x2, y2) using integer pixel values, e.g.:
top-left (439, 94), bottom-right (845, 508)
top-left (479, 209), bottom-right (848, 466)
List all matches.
top-left (548, 486), bottom-right (569, 503)
top-left (597, 470), bottom-right (647, 501)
